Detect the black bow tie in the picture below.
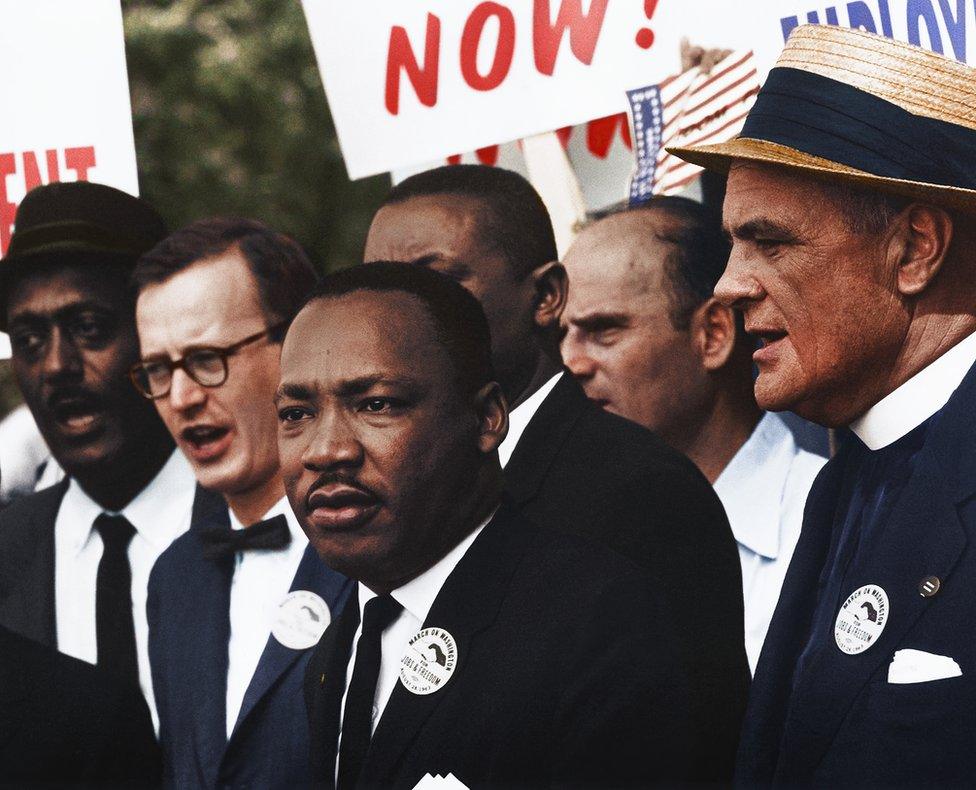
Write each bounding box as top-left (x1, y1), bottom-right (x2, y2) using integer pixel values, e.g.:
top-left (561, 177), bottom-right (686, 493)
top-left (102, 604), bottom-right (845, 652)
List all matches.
top-left (200, 514), bottom-right (292, 561)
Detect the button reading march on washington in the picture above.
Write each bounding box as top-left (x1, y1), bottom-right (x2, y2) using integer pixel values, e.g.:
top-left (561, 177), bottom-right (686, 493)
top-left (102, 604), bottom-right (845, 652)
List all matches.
top-left (271, 590), bottom-right (331, 650)
top-left (835, 584), bottom-right (889, 655)
top-left (399, 627), bottom-right (458, 695)
top-left (919, 575), bottom-right (941, 598)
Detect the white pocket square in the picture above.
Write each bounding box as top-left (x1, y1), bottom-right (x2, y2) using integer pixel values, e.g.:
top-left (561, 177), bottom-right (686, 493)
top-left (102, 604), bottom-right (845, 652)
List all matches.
top-left (887, 648), bottom-right (962, 684)
top-left (413, 773), bottom-right (468, 789)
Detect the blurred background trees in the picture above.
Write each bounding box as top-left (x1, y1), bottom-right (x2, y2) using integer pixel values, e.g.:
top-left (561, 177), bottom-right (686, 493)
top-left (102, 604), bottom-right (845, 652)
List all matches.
top-left (0, 0), bottom-right (387, 417)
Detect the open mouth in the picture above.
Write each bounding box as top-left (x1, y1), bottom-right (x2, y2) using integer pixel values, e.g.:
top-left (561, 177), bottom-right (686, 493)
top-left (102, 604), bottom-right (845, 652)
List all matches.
top-left (306, 483), bottom-right (380, 531)
top-left (751, 328), bottom-right (789, 361)
top-left (180, 424), bottom-right (232, 461)
top-left (48, 392), bottom-right (104, 436)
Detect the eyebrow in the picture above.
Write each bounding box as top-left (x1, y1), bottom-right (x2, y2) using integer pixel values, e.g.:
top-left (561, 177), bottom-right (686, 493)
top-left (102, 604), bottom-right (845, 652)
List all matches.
top-left (725, 218), bottom-right (801, 244)
top-left (568, 312), bottom-right (631, 331)
top-left (274, 382), bottom-right (317, 404)
top-left (8, 301), bottom-right (115, 326)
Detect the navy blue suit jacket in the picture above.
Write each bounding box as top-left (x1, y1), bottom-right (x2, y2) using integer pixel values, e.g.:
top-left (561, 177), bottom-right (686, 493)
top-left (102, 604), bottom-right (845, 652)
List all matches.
top-left (148, 492), bottom-right (352, 789)
top-left (736, 359), bottom-right (976, 786)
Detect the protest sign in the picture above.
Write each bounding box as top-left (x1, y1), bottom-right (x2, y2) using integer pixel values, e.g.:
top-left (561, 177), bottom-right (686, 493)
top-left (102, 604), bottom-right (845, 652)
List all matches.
top-left (307, 0), bottom-right (976, 181)
top-left (0, 0), bottom-right (139, 256)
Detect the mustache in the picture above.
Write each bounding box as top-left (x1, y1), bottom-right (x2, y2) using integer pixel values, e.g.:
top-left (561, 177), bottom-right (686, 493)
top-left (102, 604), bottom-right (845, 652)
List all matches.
top-left (45, 384), bottom-right (103, 413)
top-left (304, 471), bottom-right (379, 509)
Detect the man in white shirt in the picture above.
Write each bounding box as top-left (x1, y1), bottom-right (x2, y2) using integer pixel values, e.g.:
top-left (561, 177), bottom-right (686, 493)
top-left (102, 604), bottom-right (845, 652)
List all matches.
top-left (670, 23), bottom-right (976, 785)
top-left (562, 198), bottom-right (827, 672)
top-left (0, 182), bottom-right (196, 739)
top-left (133, 217), bottom-right (352, 788)
top-left (363, 166), bottom-right (748, 777)
top-left (280, 262), bottom-right (721, 788)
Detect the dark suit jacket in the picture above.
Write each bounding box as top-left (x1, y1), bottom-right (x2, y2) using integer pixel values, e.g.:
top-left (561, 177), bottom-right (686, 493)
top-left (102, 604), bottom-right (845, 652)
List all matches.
top-left (0, 479), bottom-right (225, 646)
top-left (505, 373), bottom-right (749, 778)
top-left (148, 495), bottom-right (353, 790)
top-left (306, 501), bottom-right (702, 789)
top-left (0, 624), bottom-right (161, 786)
top-left (736, 359), bottom-right (976, 786)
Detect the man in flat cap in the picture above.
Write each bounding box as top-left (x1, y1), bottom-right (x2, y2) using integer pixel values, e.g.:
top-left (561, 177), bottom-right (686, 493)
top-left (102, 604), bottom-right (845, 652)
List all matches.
top-left (0, 182), bottom-right (207, 735)
top-left (672, 25), bottom-right (976, 784)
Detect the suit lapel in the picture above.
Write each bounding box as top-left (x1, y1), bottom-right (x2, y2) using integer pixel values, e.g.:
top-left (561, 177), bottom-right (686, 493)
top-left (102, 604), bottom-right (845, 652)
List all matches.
top-left (778, 369), bottom-right (976, 778)
top-left (0, 480), bottom-right (67, 647)
top-left (182, 534), bottom-right (235, 786)
top-left (360, 502), bottom-right (532, 784)
top-left (504, 372), bottom-right (581, 505)
top-left (308, 593), bottom-right (361, 788)
top-left (230, 545), bottom-right (351, 737)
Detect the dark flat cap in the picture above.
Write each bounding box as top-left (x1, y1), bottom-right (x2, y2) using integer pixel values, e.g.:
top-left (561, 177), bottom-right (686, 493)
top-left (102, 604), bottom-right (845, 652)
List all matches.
top-left (0, 182), bottom-right (168, 329)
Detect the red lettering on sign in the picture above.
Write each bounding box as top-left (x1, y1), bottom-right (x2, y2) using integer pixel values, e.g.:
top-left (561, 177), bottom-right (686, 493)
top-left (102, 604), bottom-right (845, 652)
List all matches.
top-left (0, 154), bottom-right (16, 255)
top-left (533, 0), bottom-right (610, 77)
top-left (22, 149), bottom-right (61, 191)
top-left (556, 125), bottom-right (573, 148)
top-left (65, 146), bottom-right (96, 181)
top-left (385, 14), bottom-right (441, 116)
top-left (460, 2), bottom-right (516, 91)
top-left (586, 113), bottom-right (632, 157)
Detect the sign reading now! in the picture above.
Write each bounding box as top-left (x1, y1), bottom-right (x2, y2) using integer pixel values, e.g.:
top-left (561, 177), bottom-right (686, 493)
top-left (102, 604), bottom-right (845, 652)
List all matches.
top-left (301, 0), bottom-right (749, 180)
top-left (0, 0), bottom-right (139, 256)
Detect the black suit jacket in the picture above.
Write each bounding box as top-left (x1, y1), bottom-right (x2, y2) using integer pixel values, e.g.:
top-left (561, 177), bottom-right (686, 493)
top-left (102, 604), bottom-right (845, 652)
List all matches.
top-left (505, 373), bottom-right (749, 777)
top-left (0, 479), bottom-right (223, 647)
top-left (306, 501), bottom-right (701, 789)
top-left (0, 624), bottom-right (161, 786)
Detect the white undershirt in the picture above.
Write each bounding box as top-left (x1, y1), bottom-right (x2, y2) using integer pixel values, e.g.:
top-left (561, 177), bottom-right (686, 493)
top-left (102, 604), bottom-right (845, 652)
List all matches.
top-left (225, 496), bottom-right (309, 739)
top-left (54, 449), bottom-right (196, 732)
top-left (336, 512), bottom-right (493, 772)
top-left (497, 372), bottom-right (562, 468)
top-left (850, 330), bottom-right (976, 450)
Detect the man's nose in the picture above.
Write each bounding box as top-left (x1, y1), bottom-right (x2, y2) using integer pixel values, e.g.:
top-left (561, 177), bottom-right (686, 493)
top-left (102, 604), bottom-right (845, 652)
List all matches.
top-left (301, 409), bottom-right (364, 471)
top-left (41, 327), bottom-right (83, 381)
top-left (713, 250), bottom-right (765, 309)
top-left (167, 367), bottom-right (207, 412)
top-left (561, 333), bottom-right (597, 381)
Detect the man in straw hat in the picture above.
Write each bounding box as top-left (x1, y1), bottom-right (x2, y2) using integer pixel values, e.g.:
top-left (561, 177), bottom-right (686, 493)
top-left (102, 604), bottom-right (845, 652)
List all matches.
top-left (670, 23), bottom-right (976, 784)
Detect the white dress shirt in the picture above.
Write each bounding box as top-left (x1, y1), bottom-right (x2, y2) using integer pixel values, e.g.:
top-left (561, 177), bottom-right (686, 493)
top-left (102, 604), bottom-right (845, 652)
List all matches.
top-left (497, 372), bottom-right (563, 468)
top-left (714, 413), bottom-right (827, 674)
top-left (337, 512), bottom-right (493, 767)
top-left (54, 449), bottom-right (196, 729)
top-left (225, 496), bottom-right (309, 738)
top-left (850, 329), bottom-right (976, 450)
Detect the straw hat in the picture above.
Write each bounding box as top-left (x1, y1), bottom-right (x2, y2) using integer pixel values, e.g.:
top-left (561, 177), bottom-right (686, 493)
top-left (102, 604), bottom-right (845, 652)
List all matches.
top-left (668, 25), bottom-right (976, 211)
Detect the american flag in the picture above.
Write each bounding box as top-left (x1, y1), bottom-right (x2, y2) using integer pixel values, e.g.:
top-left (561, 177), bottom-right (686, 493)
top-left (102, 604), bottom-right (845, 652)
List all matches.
top-left (628, 50), bottom-right (760, 203)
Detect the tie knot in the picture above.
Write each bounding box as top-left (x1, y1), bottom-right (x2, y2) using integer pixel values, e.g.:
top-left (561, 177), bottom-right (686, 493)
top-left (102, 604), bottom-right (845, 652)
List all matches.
top-left (362, 595), bottom-right (401, 636)
top-left (94, 514), bottom-right (136, 549)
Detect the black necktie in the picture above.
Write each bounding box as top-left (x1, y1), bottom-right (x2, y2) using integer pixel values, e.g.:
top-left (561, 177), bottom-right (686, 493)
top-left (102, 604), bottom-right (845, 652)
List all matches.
top-left (199, 513), bottom-right (292, 561)
top-left (337, 595), bottom-right (403, 790)
top-left (93, 513), bottom-right (139, 688)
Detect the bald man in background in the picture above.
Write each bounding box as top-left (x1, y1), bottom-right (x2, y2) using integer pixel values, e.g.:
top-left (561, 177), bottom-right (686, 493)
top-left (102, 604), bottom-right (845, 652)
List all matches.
top-left (562, 197), bottom-right (826, 672)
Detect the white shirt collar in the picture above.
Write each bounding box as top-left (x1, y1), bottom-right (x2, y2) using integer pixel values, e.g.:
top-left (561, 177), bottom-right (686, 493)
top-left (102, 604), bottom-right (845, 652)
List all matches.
top-left (713, 413), bottom-right (795, 560)
top-left (357, 508), bottom-right (496, 625)
top-left (850, 330), bottom-right (976, 451)
top-left (497, 372), bottom-right (563, 468)
top-left (61, 449), bottom-right (196, 557)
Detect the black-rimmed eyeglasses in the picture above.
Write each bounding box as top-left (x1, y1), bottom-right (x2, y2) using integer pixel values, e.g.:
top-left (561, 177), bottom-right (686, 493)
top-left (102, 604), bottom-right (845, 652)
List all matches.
top-left (130, 322), bottom-right (287, 399)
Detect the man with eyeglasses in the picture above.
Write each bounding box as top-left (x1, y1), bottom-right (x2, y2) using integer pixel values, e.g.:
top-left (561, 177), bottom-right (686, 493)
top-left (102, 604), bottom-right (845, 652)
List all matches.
top-left (133, 217), bottom-right (351, 789)
top-left (0, 183), bottom-right (201, 768)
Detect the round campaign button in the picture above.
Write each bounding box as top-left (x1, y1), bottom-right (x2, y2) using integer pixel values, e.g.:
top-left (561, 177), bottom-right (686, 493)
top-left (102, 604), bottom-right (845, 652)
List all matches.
top-left (834, 584), bottom-right (889, 655)
top-left (272, 590), bottom-right (331, 650)
top-left (399, 627), bottom-right (458, 695)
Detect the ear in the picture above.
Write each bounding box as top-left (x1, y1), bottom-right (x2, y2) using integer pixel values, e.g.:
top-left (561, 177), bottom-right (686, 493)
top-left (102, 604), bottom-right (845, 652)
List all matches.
top-left (692, 298), bottom-right (737, 372)
top-left (889, 204), bottom-right (954, 297)
top-left (473, 381), bottom-right (509, 454)
top-left (530, 261), bottom-right (568, 331)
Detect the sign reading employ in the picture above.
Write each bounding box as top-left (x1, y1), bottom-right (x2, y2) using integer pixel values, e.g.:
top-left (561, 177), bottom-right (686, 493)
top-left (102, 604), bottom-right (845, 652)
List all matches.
top-left (0, 0), bottom-right (140, 255)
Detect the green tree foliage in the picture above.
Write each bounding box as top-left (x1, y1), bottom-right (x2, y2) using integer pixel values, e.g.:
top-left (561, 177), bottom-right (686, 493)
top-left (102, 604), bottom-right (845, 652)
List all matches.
top-left (1, 1), bottom-right (390, 421)
top-left (123, 0), bottom-right (389, 272)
